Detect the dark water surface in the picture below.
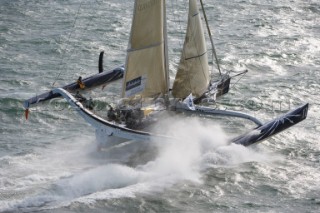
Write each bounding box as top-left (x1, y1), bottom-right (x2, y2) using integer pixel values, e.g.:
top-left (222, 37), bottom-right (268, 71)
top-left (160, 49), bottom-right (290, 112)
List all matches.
top-left (1, 0), bottom-right (319, 212)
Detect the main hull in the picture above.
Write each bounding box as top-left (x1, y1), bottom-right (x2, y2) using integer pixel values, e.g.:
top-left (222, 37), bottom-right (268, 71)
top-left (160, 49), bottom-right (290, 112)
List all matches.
top-left (52, 88), bottom-right (308, 147)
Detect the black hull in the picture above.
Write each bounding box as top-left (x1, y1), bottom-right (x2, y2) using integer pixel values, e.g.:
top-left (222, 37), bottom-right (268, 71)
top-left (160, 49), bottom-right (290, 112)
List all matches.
top-left (231, 103), bottom-right (309, 146)
top-left (23, 66), bottom-right (124, 109)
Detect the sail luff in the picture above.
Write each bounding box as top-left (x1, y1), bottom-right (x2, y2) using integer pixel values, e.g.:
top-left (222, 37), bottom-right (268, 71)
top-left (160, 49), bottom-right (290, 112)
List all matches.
top-left (163, 0), bottom-right (170, 96)
top-left (172, 0), bottom-right (210, 99)
top-left (122, 0), bottom-right (168, 98)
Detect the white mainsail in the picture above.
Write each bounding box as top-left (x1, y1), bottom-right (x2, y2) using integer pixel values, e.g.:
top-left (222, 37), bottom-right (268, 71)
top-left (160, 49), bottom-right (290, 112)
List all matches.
top-left (122, 0), bottom-right (168, 98)
top-left (172, 0), bottom-right (210, 99)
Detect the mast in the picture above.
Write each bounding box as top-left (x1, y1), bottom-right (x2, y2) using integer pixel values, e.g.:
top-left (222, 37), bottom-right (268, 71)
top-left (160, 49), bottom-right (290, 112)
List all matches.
top-left (163, 0), bottom-right (169, 95)
top-left (199, 0), bottom-right (222, 77)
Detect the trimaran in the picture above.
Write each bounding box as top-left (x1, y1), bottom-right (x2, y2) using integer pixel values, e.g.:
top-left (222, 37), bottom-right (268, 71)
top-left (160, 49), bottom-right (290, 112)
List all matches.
top-left (24, 0), bottom-right (308, 148)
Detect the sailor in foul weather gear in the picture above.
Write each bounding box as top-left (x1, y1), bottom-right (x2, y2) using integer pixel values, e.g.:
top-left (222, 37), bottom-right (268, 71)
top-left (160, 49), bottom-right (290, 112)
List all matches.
top-left (77, 76), bottom-right (85, 89)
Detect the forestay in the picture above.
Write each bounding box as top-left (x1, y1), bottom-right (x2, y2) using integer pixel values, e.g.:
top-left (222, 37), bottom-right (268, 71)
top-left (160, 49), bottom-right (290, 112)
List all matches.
top-left (122, 0), bottom-right (169, 98)
top-left (172, 0), bottom-right (210, 99)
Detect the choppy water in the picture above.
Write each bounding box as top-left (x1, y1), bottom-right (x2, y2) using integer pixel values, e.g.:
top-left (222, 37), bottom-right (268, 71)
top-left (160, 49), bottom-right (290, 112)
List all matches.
top-left (1, 0), bottom-right (319, 212)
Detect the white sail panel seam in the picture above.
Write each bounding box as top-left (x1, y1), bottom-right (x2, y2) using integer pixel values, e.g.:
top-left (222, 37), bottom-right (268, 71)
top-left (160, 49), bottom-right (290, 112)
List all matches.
top-left (127, 41), bottom-right (163, 52)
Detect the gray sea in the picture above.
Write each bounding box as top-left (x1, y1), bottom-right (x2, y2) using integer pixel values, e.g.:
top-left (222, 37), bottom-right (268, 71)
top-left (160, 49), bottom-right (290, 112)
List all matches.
top-left (1, 0), bottom-right (319, 212)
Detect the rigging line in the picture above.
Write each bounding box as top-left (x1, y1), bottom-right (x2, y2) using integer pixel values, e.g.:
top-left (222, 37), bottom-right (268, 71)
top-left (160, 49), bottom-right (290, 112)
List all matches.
top-left (229, 69), bottom-right (248, 78)
top-left (52, 0), bottom-right (85, 87)
top-left (69, 2), bottom-right (97, 81)
top-left (229, 70), bottom-right (248, 91)
top-left (199, 0), bottom-right (222, 78)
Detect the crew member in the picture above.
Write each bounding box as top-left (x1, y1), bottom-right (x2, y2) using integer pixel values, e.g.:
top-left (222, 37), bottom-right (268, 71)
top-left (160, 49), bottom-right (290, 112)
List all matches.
top-left (77, 76), bottom-right (85, 89)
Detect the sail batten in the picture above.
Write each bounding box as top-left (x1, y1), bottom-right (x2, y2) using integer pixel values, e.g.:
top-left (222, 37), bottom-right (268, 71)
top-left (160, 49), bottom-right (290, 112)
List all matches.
top-left (127, 41), bottom-right (164, 52)
top-left (184, 51), bottom-right (207, 60)
top-left (172, 0), bottom-right (210, 99)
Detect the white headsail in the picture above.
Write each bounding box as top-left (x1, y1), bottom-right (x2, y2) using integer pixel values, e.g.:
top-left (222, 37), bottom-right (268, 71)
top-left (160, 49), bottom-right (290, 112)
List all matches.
top-left (122, 0), bottom-right (169, 98)
top-left (172, 0), bottom-right (210, 99)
